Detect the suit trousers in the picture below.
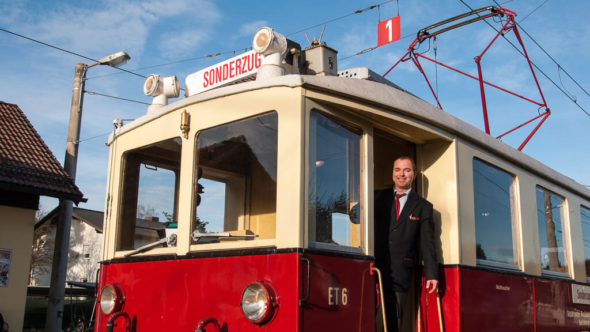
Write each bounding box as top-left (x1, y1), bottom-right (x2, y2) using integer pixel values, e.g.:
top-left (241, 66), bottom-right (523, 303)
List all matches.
top-left (381, 290), bottom-right (408, 332)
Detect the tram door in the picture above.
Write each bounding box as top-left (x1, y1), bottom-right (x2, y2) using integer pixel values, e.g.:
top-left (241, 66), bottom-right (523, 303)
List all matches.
top-left (373, 129), bottom-right (417, 331)
top-left (302, 110), bottom-right (375, 330)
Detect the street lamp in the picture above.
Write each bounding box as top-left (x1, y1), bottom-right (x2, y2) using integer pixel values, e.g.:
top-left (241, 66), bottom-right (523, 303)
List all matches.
top-left (45, 51), bottom-right (130, 332)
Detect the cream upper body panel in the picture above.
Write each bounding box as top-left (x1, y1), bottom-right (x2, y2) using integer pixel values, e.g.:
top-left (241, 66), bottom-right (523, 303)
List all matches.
top-left (110, 73), bottom-right (589, 200)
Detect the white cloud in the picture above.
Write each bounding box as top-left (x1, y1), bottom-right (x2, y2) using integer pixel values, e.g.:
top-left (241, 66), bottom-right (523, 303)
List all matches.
top-left (4, 0), bottom-right (222, 65)
top-left (238, 20), bottom-right (269, 38)
top-left (159, 29), bottom-right (210, 58)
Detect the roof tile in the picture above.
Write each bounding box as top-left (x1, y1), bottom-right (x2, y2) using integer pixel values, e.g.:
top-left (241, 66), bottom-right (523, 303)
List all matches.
top-left (0, 101), bottom-right (84, 202)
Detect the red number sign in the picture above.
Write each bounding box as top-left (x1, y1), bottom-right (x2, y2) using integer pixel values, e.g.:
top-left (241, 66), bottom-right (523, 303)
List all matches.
top-left (378, 16), bottom-right (401, 46)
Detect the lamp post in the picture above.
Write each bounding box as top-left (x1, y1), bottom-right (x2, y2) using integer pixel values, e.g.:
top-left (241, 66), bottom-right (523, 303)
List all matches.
top-left (45, 51), bottom-right (130, 332)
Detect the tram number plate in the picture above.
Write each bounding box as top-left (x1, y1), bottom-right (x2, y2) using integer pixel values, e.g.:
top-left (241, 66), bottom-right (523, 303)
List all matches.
top-left (328, 287), bottom-right (348, 306)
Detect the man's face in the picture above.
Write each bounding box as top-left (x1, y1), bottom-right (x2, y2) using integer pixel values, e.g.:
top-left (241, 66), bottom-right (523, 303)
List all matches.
top-left (393, 158), bottom-right (416, 192)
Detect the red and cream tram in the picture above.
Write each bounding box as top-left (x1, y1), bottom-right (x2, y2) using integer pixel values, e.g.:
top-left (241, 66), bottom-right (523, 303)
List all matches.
top-left (95, 26), bottom-right (590, 331)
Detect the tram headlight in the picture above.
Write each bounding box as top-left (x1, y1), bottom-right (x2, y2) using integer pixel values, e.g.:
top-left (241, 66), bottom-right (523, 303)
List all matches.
top-left (240, 281), bottom-right (278, 324)
top-left (99, 284), bottom-right (125, 316)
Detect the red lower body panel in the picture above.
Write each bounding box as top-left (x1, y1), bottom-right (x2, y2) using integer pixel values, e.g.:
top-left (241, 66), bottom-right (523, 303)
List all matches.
top-left (95, 251), bottom-right (375, 332)
top-left (420, 266), bottom-right (590, 332)
top-left (96, 255), bottom-right (590, 332)
top-left (96, 253), bottom-right (301, 331)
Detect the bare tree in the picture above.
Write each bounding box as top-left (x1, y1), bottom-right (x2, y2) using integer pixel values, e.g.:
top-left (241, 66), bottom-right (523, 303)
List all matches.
top-left (29, 218), bottom-right (55, 285)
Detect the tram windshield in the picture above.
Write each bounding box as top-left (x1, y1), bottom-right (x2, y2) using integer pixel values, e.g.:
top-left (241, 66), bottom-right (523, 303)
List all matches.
top-left (192, 112), bottom-right (278, 243)
top-left (117, 137), bottom-right (182, 251)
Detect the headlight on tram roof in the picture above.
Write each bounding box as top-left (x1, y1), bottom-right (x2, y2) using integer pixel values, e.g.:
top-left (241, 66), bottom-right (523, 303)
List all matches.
top-left (99, 284), bottom-right (125, 315)
top-left (240, 281), bottom-right (278, 324)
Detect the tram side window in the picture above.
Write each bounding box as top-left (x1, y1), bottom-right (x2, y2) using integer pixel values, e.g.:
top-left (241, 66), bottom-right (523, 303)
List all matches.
top-left (193, 112), bottom-right (277, 243)
top-left (536, 186), bottom-right (568, 274)
top-left (117, 137), bottom-right (181, 251)
top-left (472, 158), bottom-right (518, 267)
top-left (308, 110), bottom-right (362, 250)
top-left (580, 206), bottom-right (590, 279)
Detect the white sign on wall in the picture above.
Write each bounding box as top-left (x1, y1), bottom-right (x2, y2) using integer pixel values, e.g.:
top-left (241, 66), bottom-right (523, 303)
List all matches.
top-left (572, 284), bottom-right (590, 305)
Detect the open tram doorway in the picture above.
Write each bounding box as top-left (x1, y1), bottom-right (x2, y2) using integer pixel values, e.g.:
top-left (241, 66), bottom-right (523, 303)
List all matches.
top-left (373, 128), bottom-right (418, 332)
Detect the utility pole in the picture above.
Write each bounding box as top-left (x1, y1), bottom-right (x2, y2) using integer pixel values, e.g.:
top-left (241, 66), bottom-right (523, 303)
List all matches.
top-left (45, 62), bottom-right (87, 332)
top-left (45, 52), bottom-right (129, 331)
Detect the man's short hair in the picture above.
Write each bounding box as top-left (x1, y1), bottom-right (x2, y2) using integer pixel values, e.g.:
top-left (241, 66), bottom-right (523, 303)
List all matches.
top-left (393, 156), bottom-right (416, 171)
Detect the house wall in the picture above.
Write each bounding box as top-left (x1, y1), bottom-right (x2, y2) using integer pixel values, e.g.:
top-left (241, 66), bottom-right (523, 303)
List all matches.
top-left (67, 221), bottom-right (102, 283)
top-left (0, 205), bottom-right (35, 332)
top-left (31, 218), bottom-right (102, 286)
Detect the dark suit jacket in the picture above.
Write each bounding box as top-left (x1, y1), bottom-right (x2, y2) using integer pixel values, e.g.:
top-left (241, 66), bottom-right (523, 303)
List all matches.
top-left (374, 188), bottom-right (439, 292)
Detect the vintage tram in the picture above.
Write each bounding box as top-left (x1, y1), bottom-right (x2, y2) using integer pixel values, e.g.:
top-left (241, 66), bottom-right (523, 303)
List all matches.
top-left (95, 26), bottom-right (590, 331)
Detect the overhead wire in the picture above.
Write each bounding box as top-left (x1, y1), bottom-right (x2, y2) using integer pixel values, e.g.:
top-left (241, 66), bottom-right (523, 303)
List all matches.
top-left (518, 0), bottom-right (549, 24)
top-left (285, 1), bottom-right (392, 37)
top-left (70, 1), bottom-right (397, 81)
top-left (1, 1), bottom-right (391, 106)
top-left (514, 15), bottom-right (590, 101)
top-left (91, 1), bottom-right (395, 79)
top-left (4, 1), bottom-right (590, 119)
top-left (0, 27), bottom-right (98, 63)
top-left (0, 27), bottom-right (147, 79)
top-left (85, 90), bottom-right (149, 105)
top-left (455, 0), bottom-right (590, 117)
top-left (339, 0), bottom-right (590, 118)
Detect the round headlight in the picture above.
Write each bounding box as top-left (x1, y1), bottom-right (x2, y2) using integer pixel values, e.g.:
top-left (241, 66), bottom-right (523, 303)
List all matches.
top-left (99, 284), bottom-right (124, 315)
top-left (240, 281), bottom-right (278, 324)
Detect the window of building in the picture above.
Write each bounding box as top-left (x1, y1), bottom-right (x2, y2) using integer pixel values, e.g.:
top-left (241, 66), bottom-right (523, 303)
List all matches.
top-left (473, 158), bottom-right (518, 267)
top-left (117, 137), bottom-right (181, 251)
top-left (193, 112), bottom-right (277, 244)
top-left (308, 110), bottom-right (362, 251)
top-left (580, 206), bottom-right (590, 279)
top-left (536, 186), bottom-right (568, 274)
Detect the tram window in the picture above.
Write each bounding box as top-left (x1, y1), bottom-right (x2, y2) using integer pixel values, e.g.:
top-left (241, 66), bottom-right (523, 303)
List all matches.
top-left (580, 206), bottom-right (590, 279)
top-left (308, 110), bottom-right (362, 250)
top-left (536, 186), bottom-right (568, 274)
top-left (193, 112), bottom-right (277, 243)
top-left (117, 137), bottom-right (181, 251)
top-left (472, 159), bottom-right (518, 267)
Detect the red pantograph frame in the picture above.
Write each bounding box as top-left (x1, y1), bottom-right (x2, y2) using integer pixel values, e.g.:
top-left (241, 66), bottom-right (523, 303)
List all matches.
top-left (383, 7), bottom-right (550, 151)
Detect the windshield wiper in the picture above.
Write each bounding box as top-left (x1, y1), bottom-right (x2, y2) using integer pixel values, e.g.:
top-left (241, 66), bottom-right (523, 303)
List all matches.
top-left (124, 233), bottom-right (177, 257)
top-left (191, 231), bottom-right (258, 244)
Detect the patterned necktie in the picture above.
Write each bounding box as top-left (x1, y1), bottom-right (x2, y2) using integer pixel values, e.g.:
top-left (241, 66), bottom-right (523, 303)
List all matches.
top-left (395, 193), bottom-right (406, 221)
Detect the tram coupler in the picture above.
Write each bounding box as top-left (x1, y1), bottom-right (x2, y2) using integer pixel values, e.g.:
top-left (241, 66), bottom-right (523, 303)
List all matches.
top-left (106, 311), bottom-right (132, 332)
top-left (195, 317), bottom-right (221, 332)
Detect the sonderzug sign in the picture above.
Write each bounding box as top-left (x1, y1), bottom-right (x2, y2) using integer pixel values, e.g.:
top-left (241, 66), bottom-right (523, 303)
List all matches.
top-left (185, 50), bottom-right (264, 96)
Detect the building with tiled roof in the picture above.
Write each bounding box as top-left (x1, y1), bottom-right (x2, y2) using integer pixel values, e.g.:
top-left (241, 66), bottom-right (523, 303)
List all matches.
top-left (0, 101), bottom-right (84, 331)
top-left (0, 101), bottom-right (83, 205)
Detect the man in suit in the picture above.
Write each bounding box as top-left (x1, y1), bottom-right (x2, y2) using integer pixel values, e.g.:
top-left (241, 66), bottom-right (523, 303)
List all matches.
top-left (374, 156), bottom-right (439, 332)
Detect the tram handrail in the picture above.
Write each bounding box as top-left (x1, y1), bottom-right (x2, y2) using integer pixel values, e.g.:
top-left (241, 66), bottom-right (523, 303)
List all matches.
top-left (418, 286), bottom-right (445, 332)
top-left (436, 291), bottom-right (444, 332)
top-left (299, 256), bottom-right (311, 306)
top-left (371, 266), bottom-right (388, 332)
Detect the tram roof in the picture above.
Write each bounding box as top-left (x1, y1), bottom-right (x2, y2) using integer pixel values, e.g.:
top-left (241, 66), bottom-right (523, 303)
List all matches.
top-left (111, 71), bottom-right (590, 200)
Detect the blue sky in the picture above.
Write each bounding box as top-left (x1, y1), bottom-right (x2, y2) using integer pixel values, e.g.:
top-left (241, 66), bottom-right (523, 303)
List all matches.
top-left (1, 0), bottom-right (589, 213)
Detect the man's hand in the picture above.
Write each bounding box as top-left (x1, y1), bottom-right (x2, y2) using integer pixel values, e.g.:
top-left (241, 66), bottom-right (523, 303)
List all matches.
top-left (426, 279), bottom-right (438, 294)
